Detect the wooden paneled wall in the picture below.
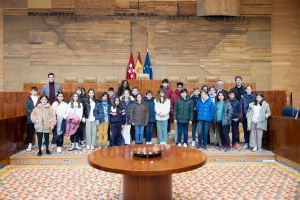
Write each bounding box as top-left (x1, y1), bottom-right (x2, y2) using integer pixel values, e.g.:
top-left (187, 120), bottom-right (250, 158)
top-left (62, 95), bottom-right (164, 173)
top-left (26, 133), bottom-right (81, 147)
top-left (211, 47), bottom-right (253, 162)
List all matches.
top-left (271, 0), bottom-right (300, 108)
top-left (0, 9), bottom-right (3, 91)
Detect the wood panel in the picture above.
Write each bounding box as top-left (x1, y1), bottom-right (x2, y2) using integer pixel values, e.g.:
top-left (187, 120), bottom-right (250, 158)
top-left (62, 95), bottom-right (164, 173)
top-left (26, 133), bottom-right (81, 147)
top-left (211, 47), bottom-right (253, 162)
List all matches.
top-left (0, 9), bottom-right (3, 91)
top-left (0, 116), bottom-right (27, 164)
top-left (0, 92), bottom-right (27, 120)
top-left (267, 116), bottom-right (300, 164)
top-left (271, 0), bottom-right (300, 108)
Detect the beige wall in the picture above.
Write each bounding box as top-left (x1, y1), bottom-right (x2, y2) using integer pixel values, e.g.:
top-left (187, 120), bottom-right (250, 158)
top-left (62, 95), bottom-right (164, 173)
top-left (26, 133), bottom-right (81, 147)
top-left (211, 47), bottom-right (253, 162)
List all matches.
top-left (271, 0), bottom-right (300, 107)
top-left (3, 15), bottom-right (271, 91)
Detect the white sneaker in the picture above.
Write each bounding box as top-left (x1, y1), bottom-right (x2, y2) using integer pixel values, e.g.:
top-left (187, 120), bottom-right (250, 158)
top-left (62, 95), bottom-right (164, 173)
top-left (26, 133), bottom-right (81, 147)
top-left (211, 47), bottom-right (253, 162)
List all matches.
top-left (91, 145), bottom-right (95, 150)
top-left (252, 147), bottom-right (257, 152)
top-left (191, 141), bottom-right (195, 147)
top-left (258, 148), bottom-right (263, 152)
top-left (41, 145), bottom-right (45, 150)
top-left (68, 143), bottom-right (75, 151)
top-left (177, 143), bottom-right (182, 147)
top-left (57, 147), bottom-right (62, 153)
top-left (86, 145), bottom-right (91, 150)
top-left (183, 143), bottom-right (188, 147)
top-left (149, 141), bottom-right (152, 144)
top-left (27, 143), bottom-right (32, 152)
top-left (75, 143), bottom-right (82, 150)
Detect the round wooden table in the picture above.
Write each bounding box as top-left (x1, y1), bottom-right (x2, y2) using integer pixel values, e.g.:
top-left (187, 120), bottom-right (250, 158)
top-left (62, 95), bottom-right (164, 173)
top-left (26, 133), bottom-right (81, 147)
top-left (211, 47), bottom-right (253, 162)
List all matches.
top-left (88, 144), bottom-right (206, 200)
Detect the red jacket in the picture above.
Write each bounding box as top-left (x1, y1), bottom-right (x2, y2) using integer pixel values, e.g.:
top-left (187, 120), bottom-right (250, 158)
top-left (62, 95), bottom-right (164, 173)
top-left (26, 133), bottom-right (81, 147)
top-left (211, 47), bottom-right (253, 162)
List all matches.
top-left (164, 85), bottom-right (173, 99)
top-left (170, 89), bottom-right (181, 113)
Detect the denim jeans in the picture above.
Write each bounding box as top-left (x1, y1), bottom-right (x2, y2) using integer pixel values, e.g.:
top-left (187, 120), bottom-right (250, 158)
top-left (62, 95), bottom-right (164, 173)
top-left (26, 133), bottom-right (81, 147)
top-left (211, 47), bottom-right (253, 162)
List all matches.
top-left (157, 120), bottom-right (168, 143)
top-left (135, 126), bottom-right (144, 144)
top-left (145, 122), bottom-right (154, 142)
top-left (198, 120), bottom-right (210, 147)
top-left (192, 121), bottom-right (198, 141)
top-left (177, 123), bottom-right (189, 144)
top-left (242, 115), bottom-right (249, 144)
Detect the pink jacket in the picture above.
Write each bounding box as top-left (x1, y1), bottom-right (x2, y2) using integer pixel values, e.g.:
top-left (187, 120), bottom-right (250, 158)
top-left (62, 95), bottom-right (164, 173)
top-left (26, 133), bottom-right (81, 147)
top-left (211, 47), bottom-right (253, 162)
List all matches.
top-left (65, 114), bottom-right (81, 136)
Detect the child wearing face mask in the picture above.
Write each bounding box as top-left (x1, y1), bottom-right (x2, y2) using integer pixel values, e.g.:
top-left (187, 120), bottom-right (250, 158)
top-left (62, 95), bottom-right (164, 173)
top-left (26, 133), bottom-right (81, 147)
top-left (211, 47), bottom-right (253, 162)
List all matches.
top-left (246, 93), bottom-right (271, 152)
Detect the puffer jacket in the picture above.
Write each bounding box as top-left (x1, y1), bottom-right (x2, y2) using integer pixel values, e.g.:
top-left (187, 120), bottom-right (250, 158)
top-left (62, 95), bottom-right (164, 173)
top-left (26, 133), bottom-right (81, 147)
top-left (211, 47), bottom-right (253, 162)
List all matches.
top-left (144, 97), bottom-right (156, 123)
top-left (31, 103), bottom-right (56, 133)
top-left (215, 100), bottom-right (233, 126)
top-left (247, 101), bottom-right (271, 131)
top-left (121, 97), bottom-right (133, 124)
top-left (240, 93), bottom-right (255, 121)
top-left (94, 100), bottom-right (111, 123)
top-left (190, 95), bottom-right (200, 121)
top-left (196, 97), bottom-right (215, 122)
top-left (174, 97), bottom-right (193, 123)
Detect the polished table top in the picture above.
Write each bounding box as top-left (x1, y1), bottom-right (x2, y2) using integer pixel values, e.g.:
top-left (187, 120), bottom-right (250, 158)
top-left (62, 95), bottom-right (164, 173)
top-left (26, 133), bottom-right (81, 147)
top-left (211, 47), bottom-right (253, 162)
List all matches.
top-left (88, 144), bottom-right (207, 176)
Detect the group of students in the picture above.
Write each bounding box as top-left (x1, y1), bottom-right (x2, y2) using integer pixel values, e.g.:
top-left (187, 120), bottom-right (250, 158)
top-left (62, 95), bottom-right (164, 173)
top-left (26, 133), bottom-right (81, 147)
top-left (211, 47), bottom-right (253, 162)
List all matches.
top-left (25, 73), bottom-right (271, 156)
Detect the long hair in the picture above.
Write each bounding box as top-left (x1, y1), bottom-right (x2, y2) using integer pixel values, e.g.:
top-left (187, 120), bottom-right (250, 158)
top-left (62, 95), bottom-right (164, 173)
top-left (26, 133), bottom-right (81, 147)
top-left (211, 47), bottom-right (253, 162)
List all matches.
top-left (217, 91), bottom-right (227, 101)
top-left (254, 93), bottom-right (264, 106)
top-left (70, 93), bottom-right (81, 108)
top-left (56, 91), bottom-right (64, 104)
top-left (111, 96), bottom-right (123, 109)
top-left (86, 88), bottom-right (96, 102)
top-left (38, 95), bottom-right (49, 104)
top-left (156, 88), bottom-right (168, 103)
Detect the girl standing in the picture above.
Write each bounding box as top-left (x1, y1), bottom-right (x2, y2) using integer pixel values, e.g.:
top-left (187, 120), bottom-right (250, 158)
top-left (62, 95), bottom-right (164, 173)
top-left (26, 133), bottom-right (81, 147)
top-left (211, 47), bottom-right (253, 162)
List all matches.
top-left (117, 80), bottom-right (131, 97)
top-left (130, 94), bottom-right (149, 144)
top-left (52, 92), bottom-right (68, 153)
top-left (94, 92), bottom-right (111, 148)
top-left (215, 91), bottom-right (233, 152)
top-left (247, 93), bottom-right (271, 152)
top-left (120, 89), bottom-right (133, 145)
top-left (190, 88), bottom-right (200, 147)
top-left (110, 97), bottom-right (126, 146)
top-left (84, 89), bottom-right (97, 150)
top-left (65, 93), bottom-right (83, 151)
top-left (144, 90), bottom-right (156, 144)
top-left (31, 95), bottom-right (56, 156)
top-left (154, 89), bottom-right (170, 145)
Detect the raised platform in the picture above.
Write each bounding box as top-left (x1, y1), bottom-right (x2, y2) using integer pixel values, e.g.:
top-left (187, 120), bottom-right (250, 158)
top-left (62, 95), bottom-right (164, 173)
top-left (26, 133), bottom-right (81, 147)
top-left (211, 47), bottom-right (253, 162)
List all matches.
top-left (9, 143), bottom-right (275, 165)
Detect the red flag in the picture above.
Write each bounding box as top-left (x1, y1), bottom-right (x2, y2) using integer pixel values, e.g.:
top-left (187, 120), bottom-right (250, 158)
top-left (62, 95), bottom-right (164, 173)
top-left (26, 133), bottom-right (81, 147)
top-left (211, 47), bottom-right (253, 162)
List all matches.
top-left (126, 52), bottom-right (136, 80)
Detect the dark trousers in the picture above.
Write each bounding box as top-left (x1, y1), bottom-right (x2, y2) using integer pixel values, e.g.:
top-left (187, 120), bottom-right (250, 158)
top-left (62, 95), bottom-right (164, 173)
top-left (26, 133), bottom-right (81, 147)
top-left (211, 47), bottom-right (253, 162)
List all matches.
top-left (167, 118), bottom-right (171, 133)
top-left (242, 115), bottom-right (249, 144)
top-left (231, 120), bottom-right (239, 145)
top-left (177, 123), bottom-right (189, 144)
top-left (37, 132), bottom-right (49, 151)
top-left (198, 120), bottom-right (210, 147)
top-left (192, 121), bottom-right (197, 141)
top-left (111, 122), bottom-right (123, 146)
top-left (78, 122), bottom-right (85, 141)
top-left (70, 129), bottom-right (80, 143)
top-left (130, 124), bottom-right (135, 141)
top-left (27, 123), bottom-right (35, 144)
top-left (145, 122), bottom-right (154, 142)
top-left (216, 122), bottom-right (230, 147)
top-left (51, 126), bottom-right (64, 147)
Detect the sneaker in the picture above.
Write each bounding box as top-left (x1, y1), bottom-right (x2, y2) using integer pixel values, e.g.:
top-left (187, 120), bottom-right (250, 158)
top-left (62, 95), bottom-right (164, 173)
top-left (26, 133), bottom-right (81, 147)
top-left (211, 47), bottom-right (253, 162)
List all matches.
top-left (41, 145), bottom-right (45, 150)
top-left (203, 146), bottom-right (207, 150)
top-left (91, 145), bottom-right (95, 150)
top-left (27, 143), bottom-right (32, 152)
top-left (258, 148), bottom-right (262, 152)
top-left (75, 143), bottom-right (82, 150)
top-left (80, 140), bottom-right (86, 147)
top-left (232, 144), bottom-right (237, 150)
top-left (149, 141), bottom-right (152, 144)
top-left (46, 150), bottom-right (51, 155)
top-left (252, 147), bottom-right (257, 152)
top-left (224, 147), bottom-right (231, 152)
top-left (86, 145), bottom-right (91, 150)
top-left (191, 141), bottom-right (195, 147)
top-left (244, 143), bottom-right (249, 149)
top-left (177, 143), bottom-right (182, 147)
top-left (37, 151), bottom-right (42, 156)
top-left (183, 143), bottom-right (188, 147)
top-left (68, 143), bottom-right (75, 151)
top-left (57, 147), bottom-right (62, 153)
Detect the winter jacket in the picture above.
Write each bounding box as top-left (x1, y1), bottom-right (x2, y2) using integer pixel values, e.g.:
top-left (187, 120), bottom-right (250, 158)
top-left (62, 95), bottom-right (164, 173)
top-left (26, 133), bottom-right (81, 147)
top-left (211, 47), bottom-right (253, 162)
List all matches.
top-left (190, 95), bottom-right (200, 121)
top-left (121, 97), bottom-right (133, 124)
top-left (170, 89), bottom-right (181, 113)
top-left (31, 103), bottom-right (56, 133)
top-left (94, 100), bottom-right (111, 123)
top-left (130, 102), bottom-right (149, 126)
top-left (83, 98), bottom-right (97, 121)
top-left (144, 97), bottom-right (156, 123)
top-left (240, 93), bottom-right (255, 121)
top-left (246, 101), bottom-right (271, 131)
top-left (230, 85), bottom-right (246, 101)
top-left (154, 98), bottom-right (170, 121)
top-left (229, 98), bottom-right (242, 120)
top-left (110, 106), bottom-right (126, 124)
top-left (215, 100), bottom-right (233, 126)
top-left (174, 97), bottom-right (194, 123)
top-left (196, 97), bottom-right (215, 122)
top-left (25, 95), bottom-right (39, 124)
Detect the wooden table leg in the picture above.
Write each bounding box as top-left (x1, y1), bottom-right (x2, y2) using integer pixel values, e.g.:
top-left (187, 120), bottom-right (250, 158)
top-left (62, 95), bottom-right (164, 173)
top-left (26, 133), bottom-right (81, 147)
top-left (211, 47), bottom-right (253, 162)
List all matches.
top-left (123, 174), bottom-right (172, 200)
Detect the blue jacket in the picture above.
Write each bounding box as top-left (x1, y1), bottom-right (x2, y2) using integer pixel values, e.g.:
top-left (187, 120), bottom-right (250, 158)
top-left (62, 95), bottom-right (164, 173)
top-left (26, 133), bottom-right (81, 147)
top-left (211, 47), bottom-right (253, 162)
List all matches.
top-left (94, 100), bottom-right (111, 123)
top-left (229, 98), bottom-right (242, 120)
top-left (190, 95), bottom-right (200, 121)
top-left (110, 106), bottom-right (126, 124)
top-left (121, 97), bottom-right (133, 124)
top-left (144, 97), bottom-right (156, 123)
top-left (196, 97), bottom-right (215, 122)
top-left (240, 93), bottom-right (255, 120)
